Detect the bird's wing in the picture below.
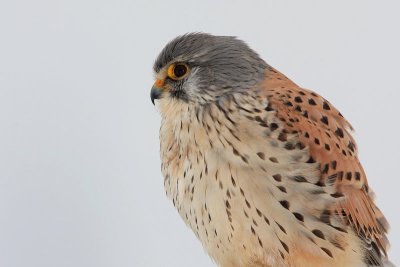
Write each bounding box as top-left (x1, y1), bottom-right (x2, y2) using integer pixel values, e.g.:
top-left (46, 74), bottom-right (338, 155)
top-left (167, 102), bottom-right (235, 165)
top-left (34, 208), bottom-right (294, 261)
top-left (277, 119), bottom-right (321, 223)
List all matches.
top-left (261, 67), bottom-right (389, 263)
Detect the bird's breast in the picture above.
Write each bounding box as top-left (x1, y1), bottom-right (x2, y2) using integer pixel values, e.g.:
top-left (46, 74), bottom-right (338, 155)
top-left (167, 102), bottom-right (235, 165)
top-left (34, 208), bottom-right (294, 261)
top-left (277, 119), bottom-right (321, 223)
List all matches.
top-left (158, 94), bottom-right (365, 267)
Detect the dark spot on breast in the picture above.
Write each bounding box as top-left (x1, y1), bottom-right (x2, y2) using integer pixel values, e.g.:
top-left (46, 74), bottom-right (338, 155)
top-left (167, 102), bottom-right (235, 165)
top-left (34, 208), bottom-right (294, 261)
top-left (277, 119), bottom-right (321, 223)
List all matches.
top-left (279, 200), bottom-right (290, 210)
top-left (312, 229), bottom-right (325, 239)
top-left (257, 152), bottom-right (265, 160)
top-left (226, 209), bottom-right (231, 219)
top-left (314, 138), bottom-right (320, 145)
top-left (245, 199), bottom-right (251, 208)
top-left (293, 212), bottom-right (304, 222)
top-left (273, 174), bottom-right (282, 182)
top-left (277, 186), bottom-right (287, 193)
top-left (255, 116), bottom-right (263, 123)
top-left (346, 172), bottom-right (352, 181)
top-left (330, 224), bottom-right (348, 233)
top-left (264, 216), bottom-right (270, 225)
top-left (296, 142), bottom-right (306, 150)
top-left (278, 132), bottom-right (288, 142)
top-left (231, 175), bottom-right (236, 187)
top-left (256, 208), bottom-right (262, 217)
top-left (355, 172), bottom-right (361, 181)
top-left (269, 157), bottom-right (279, 163)
top-left (276, 222), bottom-right (286, 234)
top-left (258, 237), bottom-right (263, 248)
top-left (320, 209), bottom-right (331, 224)
top-left (284, 143), bottom-right (295, 150)
top-left (250, 226), bottom-right (256, 235)
top-left (279, 250), bottom-right (285, 259)
top-left (269, 123), bottom-right (279, 131)
top-left (243, 209), bottom-right (249, 218)
top-left (312, 188), bottom-right (325, 194)
top-left (280, 240), bottom-right (289, 253)
top-left (219, 181), bottom-right (223, 189)
top-left (293, 176), bottom-right (308, 183)
top-left (321, 247), bottom-right (333, 258)
top-left (245, 115), bottom-right (254, 121)
top-left (330, 239), bottom-right (345, 250)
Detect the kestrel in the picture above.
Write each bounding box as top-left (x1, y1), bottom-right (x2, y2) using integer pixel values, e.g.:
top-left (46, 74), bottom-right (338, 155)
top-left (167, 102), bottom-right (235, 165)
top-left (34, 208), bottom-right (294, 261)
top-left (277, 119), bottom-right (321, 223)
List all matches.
top-left (151, 33), bottom-right (393, 267)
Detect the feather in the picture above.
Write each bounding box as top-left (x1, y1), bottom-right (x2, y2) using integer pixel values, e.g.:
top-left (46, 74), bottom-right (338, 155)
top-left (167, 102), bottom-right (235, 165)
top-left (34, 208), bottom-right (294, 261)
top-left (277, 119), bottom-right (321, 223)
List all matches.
top-left (262, 66), bottom-right (390, 265)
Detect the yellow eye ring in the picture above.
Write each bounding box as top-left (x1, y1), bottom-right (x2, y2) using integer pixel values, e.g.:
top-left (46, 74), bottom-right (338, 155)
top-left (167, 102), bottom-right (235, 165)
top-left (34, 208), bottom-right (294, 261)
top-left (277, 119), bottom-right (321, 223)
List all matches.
top-left (167, 63), bottom-right (190, 80)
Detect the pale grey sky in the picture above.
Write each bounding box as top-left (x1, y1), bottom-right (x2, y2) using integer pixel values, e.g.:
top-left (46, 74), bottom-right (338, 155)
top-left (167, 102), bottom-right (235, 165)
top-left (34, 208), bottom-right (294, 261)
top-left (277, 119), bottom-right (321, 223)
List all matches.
top-left (0, 0), bottom-right (398, 266)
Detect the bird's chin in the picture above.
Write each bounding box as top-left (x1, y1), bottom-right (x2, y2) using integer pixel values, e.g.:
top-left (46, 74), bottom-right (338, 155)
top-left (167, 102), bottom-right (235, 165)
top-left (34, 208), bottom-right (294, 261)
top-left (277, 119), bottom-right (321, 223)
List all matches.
top-left (157, 96), bottom-right (193, 119)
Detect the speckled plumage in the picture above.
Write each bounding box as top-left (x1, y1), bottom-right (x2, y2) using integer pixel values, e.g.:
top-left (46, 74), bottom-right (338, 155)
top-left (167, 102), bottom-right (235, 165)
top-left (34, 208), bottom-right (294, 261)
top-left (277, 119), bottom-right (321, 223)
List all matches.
top-left (151, 33), bottom-right (393, 267)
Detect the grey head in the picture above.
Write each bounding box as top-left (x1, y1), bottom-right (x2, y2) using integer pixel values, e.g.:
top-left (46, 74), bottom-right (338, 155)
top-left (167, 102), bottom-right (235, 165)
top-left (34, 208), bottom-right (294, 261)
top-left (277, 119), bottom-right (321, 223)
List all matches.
top-left (151, 33), bottom-right (268, 105)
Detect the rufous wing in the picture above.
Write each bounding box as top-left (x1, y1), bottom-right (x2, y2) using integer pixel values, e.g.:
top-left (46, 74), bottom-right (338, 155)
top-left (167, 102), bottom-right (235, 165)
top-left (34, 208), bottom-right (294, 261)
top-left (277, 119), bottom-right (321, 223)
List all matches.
top-left (261, 67), bottom-right (389, 260)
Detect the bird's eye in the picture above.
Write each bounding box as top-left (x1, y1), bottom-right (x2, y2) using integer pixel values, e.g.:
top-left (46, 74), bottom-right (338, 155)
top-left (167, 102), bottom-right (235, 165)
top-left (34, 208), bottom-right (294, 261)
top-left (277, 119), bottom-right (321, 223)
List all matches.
top-left (167, 63), bottom-right (189, 80)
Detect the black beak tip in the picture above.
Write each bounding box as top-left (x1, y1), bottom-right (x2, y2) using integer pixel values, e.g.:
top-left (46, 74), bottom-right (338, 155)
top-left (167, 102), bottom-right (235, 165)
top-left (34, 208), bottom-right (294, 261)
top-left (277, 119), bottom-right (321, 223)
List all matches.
top-left (150, 87), bottom-right (162, 105)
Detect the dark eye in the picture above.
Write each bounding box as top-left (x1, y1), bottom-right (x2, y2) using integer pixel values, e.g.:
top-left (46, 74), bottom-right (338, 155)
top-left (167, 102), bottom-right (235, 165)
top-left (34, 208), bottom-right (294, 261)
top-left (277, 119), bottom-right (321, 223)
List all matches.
top-left (167, 63), bottom-right (190, 80)
top-left (174, 64), bottom-right (187, 78)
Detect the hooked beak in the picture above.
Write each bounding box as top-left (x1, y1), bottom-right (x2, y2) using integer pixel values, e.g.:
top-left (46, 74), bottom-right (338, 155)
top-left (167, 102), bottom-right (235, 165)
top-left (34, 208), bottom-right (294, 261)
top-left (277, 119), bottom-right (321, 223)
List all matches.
top-left (150, 79), bottom-right (166, 105)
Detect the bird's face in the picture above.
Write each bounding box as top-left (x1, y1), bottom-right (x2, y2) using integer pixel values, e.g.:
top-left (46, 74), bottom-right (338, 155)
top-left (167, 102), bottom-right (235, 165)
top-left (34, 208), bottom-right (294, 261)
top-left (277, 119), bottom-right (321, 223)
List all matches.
top-left (151, 33), bottom-right (267, 106)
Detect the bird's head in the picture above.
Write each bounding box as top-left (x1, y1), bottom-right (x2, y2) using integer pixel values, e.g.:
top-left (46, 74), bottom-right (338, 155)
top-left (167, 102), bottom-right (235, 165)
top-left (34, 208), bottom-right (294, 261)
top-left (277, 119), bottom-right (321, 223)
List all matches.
top-left (151, 33), bottom-right (267, 106)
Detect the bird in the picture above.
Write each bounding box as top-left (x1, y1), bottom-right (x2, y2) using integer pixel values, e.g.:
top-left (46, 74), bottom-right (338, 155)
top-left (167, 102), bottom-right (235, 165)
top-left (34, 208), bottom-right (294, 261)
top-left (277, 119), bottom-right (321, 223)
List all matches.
top-left (150, 33), bottom-right (393, 267)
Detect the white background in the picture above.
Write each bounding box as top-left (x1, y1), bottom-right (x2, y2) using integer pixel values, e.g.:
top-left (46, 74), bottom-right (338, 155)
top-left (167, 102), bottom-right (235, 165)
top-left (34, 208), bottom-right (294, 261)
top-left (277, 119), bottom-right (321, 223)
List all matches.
top-left (0, 1), bottom-right (398, 266)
